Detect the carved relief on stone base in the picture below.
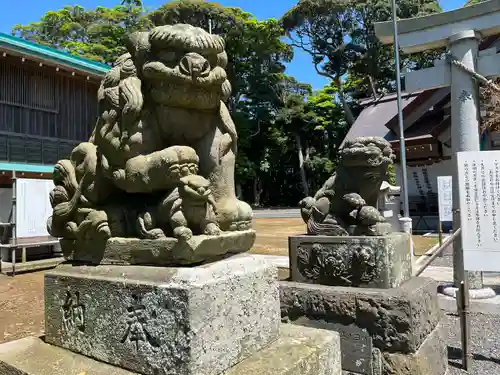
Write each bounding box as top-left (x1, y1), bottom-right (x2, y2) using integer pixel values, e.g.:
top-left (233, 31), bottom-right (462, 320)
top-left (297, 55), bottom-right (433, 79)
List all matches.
top-left (289, 233), bottom-right (412, 289)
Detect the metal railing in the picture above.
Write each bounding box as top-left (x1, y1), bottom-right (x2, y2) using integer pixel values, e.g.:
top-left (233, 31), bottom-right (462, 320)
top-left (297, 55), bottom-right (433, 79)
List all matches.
top-left (414, 227), bottom-right (461, 277)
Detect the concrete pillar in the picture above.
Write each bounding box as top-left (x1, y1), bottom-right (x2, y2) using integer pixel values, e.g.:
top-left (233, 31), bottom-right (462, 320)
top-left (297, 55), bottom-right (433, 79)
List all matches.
top-left (399, 217), bottom-right (414, 269)
top-left (448, 30), bottom-right (494, 298)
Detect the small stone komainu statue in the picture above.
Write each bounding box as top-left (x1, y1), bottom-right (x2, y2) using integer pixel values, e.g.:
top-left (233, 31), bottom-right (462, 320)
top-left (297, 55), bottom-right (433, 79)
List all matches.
top-left (299, 137), bottom-right (396, 236)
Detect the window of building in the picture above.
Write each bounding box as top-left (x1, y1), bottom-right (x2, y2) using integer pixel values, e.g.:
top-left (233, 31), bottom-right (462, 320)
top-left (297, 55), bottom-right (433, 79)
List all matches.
top-left (0, 58), bottom-right (57, 113)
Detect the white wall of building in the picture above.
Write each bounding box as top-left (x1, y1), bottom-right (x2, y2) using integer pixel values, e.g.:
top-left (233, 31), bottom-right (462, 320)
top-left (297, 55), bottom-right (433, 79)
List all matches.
top-left (394, 159), bottom-right (452, 198)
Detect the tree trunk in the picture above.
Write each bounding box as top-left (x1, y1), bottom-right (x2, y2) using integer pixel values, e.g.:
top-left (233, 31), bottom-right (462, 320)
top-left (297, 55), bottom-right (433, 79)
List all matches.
top-left (236, 183), bottom-right (243, 199)
top-left (253, 178), bottom-right (262, 206)
top-left (368, 75), bottom-right (378, 100)
top-left (335, 76), bottom-right (355, 126)
top-left (295, 133), bottom-right (309, 196)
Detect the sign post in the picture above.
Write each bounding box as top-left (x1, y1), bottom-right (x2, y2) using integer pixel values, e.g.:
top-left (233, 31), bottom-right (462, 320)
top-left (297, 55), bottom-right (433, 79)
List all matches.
top-left (455, 150), bottom-right (500, 371)
top-left (437, 176), bottom-right (453, 248)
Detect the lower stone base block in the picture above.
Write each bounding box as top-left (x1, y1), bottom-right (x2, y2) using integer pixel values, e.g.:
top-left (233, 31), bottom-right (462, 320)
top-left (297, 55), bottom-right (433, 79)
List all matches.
top-left (381, 324), bottom-right (446, 375)
top-left (44, 255), bottom-right (280, 375)
top-left (0, 325), bottom-right (342, 375)
top-left (280, 277), bottom-right (447, 375)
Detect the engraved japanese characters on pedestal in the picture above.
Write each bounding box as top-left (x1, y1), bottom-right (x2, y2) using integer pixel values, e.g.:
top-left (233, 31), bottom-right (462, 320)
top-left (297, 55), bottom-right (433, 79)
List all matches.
top-left (46, 24), bottom-right (255, 262)
top-left (61, 291), bottom-right (85, 333)
top-left (121, 294), bottom-right (161, 350)
top-left (299, 137), bottom-right (395, 237)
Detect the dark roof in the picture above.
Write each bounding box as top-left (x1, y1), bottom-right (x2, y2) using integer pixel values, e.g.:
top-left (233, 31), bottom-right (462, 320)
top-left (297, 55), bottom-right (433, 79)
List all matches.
top-left (342, 91), bottom-right (423, 145)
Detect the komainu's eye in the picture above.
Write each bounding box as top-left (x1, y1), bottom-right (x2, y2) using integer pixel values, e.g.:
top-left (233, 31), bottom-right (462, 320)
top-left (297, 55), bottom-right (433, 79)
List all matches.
top-left (207, 54), bottom-right (218, 68)
top-left (158, 50), bottom-right (177, 63)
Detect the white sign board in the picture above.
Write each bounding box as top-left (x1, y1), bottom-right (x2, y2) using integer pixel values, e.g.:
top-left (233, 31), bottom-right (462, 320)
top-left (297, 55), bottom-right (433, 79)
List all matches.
top-left (15, 178), bottom-right (54, 238)
top-left (437, 176), bottom-right (453, 222)
top-left (457, 151), bottom-right (500, 271)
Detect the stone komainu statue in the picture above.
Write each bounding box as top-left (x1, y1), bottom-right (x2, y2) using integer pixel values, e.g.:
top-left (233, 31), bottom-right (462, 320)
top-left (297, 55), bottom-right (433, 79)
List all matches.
top-left (299, 137), bottom-right (396, 236)
top-left (47, 24), bottom-right (253, 255)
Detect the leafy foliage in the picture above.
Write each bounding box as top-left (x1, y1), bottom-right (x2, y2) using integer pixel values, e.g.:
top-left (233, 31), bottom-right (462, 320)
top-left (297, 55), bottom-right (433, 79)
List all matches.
top-left (12, 0), bottom-right (151, 64)
top-left (281, 0), bottom-right (442, 123)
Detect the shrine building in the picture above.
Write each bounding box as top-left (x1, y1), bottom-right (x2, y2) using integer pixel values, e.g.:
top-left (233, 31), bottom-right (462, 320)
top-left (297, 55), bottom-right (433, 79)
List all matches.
top-left (0, 32), bottom-right (110, 273)
top-left (342, 35), bottom-right (500, 232)
top-left (0, 32), bottom-right (109, 179)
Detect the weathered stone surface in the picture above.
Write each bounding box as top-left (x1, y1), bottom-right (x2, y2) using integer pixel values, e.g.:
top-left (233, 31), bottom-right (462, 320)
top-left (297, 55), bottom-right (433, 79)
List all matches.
top-left (293, 318), bottom-right (373, 374)
top-left (382, 324), bottom-right (447, 375)
top-left (280, 277), bottom-right (442, 354)
top-left (0, 336), bottom-right (136, 375)
top-left (61, 229), bottom-right (256, 265)
top-left (371, 348), bottom-right (383, 375)
top-left (226, 324), bottom-right (342, 375)
top-left (0, 324), bottom-right (341, 375)
top-left (299, 137), bottom-right (396, 237)
top-left (289, 232), bottom-right (411, 288)
top-left (44, 255), bottom-right (280, 375)
top-left (339, 325), bottom-right (446, 375)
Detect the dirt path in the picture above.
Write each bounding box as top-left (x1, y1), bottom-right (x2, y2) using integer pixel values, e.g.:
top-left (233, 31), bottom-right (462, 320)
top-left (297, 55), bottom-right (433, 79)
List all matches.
top-left (0, 272), bottom-right (44, 343)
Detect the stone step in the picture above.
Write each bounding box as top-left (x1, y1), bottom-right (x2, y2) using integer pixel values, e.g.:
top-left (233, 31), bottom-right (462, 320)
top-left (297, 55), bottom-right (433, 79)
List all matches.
top-left (0, 325), bottom-right (341, 375)
top-left (0, 336), bottom-right (136, 375)
top-left (0, 257), bottom-right (64, 275)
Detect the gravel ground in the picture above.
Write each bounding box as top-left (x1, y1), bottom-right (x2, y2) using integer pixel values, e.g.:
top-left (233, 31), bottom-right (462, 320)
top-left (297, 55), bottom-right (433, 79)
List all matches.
top-left (443, 311), bottom-right (500, 375)
top-left (431, 254), bottom-right (454, 267)
top-left (435, 250), bottom-right (500, 374)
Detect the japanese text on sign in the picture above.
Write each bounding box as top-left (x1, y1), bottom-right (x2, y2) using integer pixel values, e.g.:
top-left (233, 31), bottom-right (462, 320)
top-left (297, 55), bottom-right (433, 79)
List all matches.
top-left (437, 176), bottom-right (453, 222)
top-left (457, 151), bottom-right (500, 271)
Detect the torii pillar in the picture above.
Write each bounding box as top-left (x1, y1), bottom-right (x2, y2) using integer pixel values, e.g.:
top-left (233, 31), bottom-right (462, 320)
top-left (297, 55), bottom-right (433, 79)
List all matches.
top-left (375, 0), bottom-right (500, 298)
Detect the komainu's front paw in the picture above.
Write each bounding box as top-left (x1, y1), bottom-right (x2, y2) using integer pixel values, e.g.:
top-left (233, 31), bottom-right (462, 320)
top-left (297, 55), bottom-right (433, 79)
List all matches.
top-left (147, 228), bottom-right (167, 240)
top-left (204, 222), bottom-right (221, 236)
top-left (173, 226), bottom-right (193, 241)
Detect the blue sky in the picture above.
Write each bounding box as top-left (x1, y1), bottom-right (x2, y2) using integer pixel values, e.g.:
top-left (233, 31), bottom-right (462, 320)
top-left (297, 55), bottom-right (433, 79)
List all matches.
top-left (0, 0), bottom-right (467, 89)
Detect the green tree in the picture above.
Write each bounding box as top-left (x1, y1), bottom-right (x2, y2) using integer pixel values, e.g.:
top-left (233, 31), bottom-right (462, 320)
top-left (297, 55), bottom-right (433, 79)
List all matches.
top-left (273, 77), bottom-right (313, 195)
top-left (12, 1), bottom-right (151, 64)
top-left (271, 78), bottom-right (348, 197)
top-left (304, 82), bottom-right (348, 190)
top-left (281, 0), bottom-right (442, 124)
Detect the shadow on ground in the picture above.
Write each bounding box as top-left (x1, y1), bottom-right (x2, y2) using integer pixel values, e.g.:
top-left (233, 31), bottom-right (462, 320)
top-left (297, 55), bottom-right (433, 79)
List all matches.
top-left (448, 346), bottom-right (500, 370)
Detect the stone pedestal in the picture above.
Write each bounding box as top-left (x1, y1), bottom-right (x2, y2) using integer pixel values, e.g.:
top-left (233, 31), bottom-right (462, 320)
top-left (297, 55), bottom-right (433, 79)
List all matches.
top-left (61, 230), bottom-right (256, 266)
top-left (44, 257), bottom-right (279, 375)
top-left (283, 231), bottom-right (447, 375)
top-left (0, 254), bottom-right (343, 375)
top-left (289, 233), bottom-right (411, 288)
top-left (280, 277), bottom-right (447, 375)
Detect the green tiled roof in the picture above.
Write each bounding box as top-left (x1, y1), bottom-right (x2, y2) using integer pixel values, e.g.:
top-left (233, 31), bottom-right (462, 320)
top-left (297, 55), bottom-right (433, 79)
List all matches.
top-left (0, 32), bottom-right (110, 76)
top-left (0, 162), bottom-right (54, 173)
